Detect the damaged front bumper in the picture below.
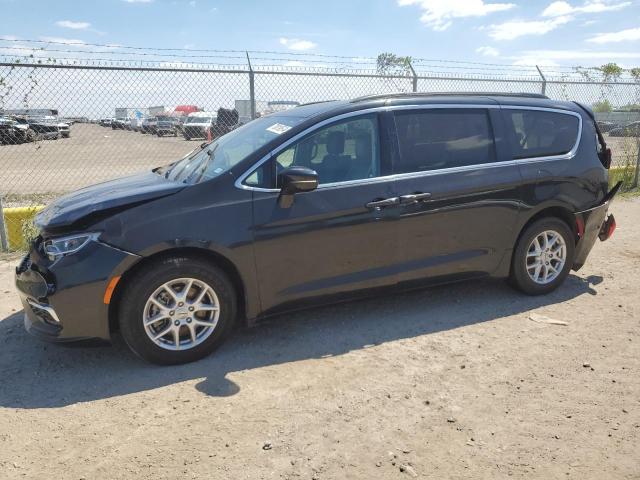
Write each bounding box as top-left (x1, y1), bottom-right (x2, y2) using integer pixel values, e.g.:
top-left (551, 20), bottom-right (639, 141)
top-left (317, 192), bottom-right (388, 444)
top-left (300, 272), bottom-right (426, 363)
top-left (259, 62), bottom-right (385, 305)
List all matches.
top-left (15, 237), bottom-right (140, 343)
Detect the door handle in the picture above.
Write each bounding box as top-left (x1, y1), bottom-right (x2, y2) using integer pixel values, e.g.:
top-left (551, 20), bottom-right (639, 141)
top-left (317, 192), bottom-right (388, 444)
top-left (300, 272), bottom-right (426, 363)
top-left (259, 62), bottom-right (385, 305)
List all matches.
top-left (366, 197), bottom-right (400, 210)
top-left (399, 192), bottom-right (432, 205)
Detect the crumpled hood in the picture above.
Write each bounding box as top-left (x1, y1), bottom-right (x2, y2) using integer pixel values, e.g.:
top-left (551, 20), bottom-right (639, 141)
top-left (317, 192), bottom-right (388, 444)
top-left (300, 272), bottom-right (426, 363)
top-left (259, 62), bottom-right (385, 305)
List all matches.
top-left (36, 171), bottom-right (185, 230)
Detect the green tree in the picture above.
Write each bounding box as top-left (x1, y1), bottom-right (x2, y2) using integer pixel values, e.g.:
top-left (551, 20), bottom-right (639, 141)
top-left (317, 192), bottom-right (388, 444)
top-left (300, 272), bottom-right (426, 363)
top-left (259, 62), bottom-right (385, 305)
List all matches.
top-left (376, 53), bottom-right (413, 76)
top-left (597, 62), bottom-right (623, 82)
top-left (592, 99), bottom-right (613, 113)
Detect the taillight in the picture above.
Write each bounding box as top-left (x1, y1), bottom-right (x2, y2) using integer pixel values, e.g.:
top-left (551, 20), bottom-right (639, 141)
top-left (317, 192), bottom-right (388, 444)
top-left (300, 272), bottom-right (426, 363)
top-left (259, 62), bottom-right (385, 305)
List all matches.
top-left (598, 215), bottom-right (616, 241)
top-left (575, 216), bottom-right (585, 239)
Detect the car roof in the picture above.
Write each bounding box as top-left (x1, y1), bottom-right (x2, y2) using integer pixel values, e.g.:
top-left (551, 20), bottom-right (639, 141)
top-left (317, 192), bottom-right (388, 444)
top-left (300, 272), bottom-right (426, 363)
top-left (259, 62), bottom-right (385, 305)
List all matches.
top-left (273, 93), bottom-right (582, 122)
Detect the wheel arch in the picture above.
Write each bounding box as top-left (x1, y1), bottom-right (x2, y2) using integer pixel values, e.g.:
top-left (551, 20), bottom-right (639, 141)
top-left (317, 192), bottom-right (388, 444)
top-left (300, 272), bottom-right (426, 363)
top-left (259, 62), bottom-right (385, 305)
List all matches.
top-left (509, 204), bottom-right (578, 275)
top-left (108, 247), bottom-right (247, 333)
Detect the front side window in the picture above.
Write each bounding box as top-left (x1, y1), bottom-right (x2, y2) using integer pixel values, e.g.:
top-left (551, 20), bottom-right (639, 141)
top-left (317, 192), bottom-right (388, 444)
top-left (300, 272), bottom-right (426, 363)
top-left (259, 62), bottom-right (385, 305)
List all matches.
top-left (504, 109), bottom-right (579, 159)
top-left (393, 109), bottom-right (496, 174)
top-left (245, 114), bottom-right (380, 188)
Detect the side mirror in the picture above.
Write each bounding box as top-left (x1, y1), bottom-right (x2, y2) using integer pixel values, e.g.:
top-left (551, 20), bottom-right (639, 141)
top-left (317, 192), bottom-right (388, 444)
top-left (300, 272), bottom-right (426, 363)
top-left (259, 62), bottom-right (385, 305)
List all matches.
top-left (277, 166), bottom-right (318, 208)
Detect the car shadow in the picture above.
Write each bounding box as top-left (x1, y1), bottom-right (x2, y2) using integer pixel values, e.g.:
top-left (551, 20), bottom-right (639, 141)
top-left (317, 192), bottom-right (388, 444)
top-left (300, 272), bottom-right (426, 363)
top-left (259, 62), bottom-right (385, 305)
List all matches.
top-left (0, 274), bottom-right (603, 408)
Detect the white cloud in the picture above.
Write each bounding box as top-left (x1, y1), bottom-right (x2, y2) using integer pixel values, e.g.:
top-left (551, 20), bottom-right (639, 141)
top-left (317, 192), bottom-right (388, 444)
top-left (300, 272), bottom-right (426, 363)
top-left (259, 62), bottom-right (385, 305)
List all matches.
top-left (487, 15), bottom-right (572, 40)
top-left (476, 46), bottom-right (500, 56)
top-left (542, 1), bottom-right (630, 17)
top-left (279, 37), bottom-right (317, 51)
top-left (398, 0), bottom-right (515, 31)
top-left (55, 20), bottom-right (91, 30)
top-left (587, 27), bottom-right (640, 43)
top-left (515, 49), bottom-right (640, 65)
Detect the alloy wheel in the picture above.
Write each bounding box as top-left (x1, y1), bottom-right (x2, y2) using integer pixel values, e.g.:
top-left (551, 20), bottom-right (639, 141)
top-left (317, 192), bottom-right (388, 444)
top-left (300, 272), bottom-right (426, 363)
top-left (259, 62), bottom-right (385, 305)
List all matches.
top-left (525, 230), bottom-right (567, 285)
top-left (142, 277), bottom-right (220, 351)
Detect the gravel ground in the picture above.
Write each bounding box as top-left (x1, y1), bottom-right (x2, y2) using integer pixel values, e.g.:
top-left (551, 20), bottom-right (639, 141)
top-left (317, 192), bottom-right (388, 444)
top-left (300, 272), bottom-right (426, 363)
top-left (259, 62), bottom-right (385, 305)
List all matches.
top-left (0, 198), bottom-right (638, 480)
top-left (0, 124), bottom-right (197, 198)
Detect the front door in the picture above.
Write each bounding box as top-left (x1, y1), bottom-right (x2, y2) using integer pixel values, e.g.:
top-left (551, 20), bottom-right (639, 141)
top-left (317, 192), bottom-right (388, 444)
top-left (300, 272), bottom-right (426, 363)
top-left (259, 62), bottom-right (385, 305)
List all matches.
top-left (247, 113), bottom-right (401, 313)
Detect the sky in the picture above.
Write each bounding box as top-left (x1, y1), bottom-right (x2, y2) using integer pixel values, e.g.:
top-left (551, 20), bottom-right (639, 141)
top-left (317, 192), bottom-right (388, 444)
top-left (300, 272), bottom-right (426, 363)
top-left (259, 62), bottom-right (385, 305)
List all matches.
top-left (1, 0), bottom-right (640, 71)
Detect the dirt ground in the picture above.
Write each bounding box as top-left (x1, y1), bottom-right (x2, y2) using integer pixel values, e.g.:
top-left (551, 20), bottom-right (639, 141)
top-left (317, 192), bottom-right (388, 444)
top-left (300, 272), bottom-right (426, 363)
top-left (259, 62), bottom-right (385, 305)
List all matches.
top-left (0, 199), bottom-right (638, 480)
top-left (0, 123), bottom-right (197, 199)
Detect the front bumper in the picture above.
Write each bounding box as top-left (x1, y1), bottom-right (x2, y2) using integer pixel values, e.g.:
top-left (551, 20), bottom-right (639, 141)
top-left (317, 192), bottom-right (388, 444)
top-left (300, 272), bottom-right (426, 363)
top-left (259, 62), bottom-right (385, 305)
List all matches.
top-left (183, 126), bottom-right (207, 138)
top-left (15, 238), bottom-right (140, 343)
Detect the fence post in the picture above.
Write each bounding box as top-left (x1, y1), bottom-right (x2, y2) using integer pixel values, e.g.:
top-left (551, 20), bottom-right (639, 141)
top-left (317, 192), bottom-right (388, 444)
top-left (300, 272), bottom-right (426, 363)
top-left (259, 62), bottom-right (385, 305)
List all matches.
top-left (0, 196), bottom-right (8, 251)
top-left (634, 139), bottom-right (640, 189)
top-left (246, 52), bottom-right (256, 120)
top-left (408, 61), bottom-right (418, 93)
top-left (536, 65), bottom-right (547, 96)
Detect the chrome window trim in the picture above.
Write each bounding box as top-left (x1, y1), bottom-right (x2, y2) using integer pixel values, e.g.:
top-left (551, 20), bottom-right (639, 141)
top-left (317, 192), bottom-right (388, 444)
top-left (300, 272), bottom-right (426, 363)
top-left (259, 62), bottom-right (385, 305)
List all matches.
top-left (234, 103), bottom-right (583, 193)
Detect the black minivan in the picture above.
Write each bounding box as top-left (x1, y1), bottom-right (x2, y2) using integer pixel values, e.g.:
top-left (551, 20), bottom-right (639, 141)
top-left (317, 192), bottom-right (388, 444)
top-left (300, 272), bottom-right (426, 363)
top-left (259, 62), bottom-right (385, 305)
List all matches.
top-left (15, 93), bottom-right (619, 365)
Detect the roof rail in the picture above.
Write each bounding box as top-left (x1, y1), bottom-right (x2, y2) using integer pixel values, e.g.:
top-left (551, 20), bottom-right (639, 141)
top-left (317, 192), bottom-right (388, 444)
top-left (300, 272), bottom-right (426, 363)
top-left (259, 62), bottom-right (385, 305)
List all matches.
top-left (297, 100), bottom-right (338, 107)
top-left (350, 92), bottom-right (549, 103)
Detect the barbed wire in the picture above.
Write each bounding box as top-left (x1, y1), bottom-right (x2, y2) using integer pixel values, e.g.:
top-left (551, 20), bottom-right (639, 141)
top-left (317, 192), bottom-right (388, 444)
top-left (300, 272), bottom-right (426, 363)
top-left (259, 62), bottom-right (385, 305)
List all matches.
top-left (1, 37), bottom-right (629, 74)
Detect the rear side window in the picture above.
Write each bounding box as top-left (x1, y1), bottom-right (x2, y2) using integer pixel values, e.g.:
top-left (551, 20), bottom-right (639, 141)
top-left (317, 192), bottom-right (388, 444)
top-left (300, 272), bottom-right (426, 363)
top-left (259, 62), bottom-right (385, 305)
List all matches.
top-left (503, 109), bottom-right (579, 159)
top-left (393, 109), bottom-right (496, 174)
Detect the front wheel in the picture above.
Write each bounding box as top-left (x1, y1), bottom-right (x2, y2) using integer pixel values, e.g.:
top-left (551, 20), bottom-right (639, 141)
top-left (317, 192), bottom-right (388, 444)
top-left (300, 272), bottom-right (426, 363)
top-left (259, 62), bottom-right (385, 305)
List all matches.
top-left (509, 217), bottom-right (575, 295)
top-left (119, 256), bottom-right (237, 365)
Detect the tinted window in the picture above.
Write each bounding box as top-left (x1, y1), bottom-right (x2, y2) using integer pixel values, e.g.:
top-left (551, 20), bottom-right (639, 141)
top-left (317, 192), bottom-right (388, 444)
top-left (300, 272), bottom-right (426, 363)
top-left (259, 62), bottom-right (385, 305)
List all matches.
top-left (246, 114), bottom-right (380, 187)
top-left (394, 109), bottom-right (496, 173)
top-left (504, 109), bottom-right (579, 159)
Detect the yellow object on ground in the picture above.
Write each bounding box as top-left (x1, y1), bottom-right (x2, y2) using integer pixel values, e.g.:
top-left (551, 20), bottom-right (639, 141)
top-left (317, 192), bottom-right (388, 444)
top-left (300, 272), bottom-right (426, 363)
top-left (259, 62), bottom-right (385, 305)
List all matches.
top-left (3, 206), bottom-right (45, 250)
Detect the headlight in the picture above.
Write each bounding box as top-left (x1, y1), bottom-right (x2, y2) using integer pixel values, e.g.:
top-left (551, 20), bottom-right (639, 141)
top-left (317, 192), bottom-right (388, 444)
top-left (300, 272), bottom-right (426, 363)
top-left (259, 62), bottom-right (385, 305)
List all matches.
top-left (44, 233), bottom-right (100, 260)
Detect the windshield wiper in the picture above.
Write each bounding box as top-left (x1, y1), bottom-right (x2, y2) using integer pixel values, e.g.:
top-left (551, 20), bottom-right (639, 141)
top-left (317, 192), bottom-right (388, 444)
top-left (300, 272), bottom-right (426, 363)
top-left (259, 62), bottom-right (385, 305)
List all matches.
top-left (184, 143), bottom-right (219, 184)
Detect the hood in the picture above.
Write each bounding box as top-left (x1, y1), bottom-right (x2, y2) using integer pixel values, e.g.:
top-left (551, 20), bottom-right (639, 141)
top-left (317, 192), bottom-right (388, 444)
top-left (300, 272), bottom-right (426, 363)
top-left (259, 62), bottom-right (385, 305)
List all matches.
top-left (36, 171), bottom-right (185, 230)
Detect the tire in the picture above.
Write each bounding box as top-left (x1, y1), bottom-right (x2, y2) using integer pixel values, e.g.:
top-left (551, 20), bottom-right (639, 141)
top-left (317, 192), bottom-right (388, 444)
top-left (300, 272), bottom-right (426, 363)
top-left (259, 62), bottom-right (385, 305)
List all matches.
top-left (119, 256), bottom-right (237, 365)
top-left (509, 217), bottom-right (575, 295)
top-left (157, 132), bottom-right (163, 137)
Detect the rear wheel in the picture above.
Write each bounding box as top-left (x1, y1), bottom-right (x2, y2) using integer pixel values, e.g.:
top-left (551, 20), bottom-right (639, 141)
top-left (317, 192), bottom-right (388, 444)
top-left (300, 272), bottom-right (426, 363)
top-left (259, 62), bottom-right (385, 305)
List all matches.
top-left (119, 256), bottom-right (237, 365)
top-left (509, 217), bottom-right (575, 295)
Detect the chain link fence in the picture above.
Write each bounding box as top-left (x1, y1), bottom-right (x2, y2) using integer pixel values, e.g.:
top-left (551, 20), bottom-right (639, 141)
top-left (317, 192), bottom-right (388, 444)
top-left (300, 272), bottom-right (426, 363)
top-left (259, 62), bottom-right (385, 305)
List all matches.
top-left (1, 58), bottom-right (639, 251)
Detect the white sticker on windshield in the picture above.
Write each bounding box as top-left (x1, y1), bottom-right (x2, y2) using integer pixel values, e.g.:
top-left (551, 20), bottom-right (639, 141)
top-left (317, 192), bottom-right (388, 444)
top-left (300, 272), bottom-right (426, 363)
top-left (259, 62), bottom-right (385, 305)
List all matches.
top-left (266, 123), bottom-right (292, 135)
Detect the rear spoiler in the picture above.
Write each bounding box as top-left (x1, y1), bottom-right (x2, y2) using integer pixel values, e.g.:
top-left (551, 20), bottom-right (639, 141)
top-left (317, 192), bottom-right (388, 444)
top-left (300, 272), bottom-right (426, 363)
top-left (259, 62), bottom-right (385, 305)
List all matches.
top-left (573, 102), bottom-right (612, 169)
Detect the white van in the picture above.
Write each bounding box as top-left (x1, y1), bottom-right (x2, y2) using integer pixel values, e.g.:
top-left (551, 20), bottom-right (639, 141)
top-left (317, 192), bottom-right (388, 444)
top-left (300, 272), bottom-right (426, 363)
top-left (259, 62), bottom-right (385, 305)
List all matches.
top-left (182, 112), bottom-right (216, 140)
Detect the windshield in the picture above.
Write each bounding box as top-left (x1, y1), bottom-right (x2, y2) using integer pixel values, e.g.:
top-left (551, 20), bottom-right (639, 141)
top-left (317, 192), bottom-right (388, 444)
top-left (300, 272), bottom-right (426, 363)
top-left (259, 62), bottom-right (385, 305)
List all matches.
top-left (186, 116), bottom-right (213, 124)
top-left (159, 115), bottom-right (303, 184)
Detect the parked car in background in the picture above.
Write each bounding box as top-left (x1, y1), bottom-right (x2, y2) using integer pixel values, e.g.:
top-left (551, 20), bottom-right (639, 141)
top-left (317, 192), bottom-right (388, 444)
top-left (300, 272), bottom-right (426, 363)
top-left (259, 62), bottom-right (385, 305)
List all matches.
top-left (100, 118), bottom-right (114, 127)
top-left (130, 117), bottom-right (145, 132)
top-left (112, 118), bottom-right (130, 130)
top-left (182, 112), bottom-right (216, 140)
top-left (596, 121), bottom-right (619, 134)
top-left (0, 117), bottom-right (35, 144)
top-left (211, 107), bottom-right (240, 138)
top-left (608, 121), bottom-right (640, 137)
top-left (156, 116), bottom-right (180, 137)
top-left (57, 121), bottom-right (71, 138)
top-left (142, 117), bottom-right (158, 134)
top-left (28, 116), bottom-right (60, 140)
top-left (16, 93), bottom-right (620, 365)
